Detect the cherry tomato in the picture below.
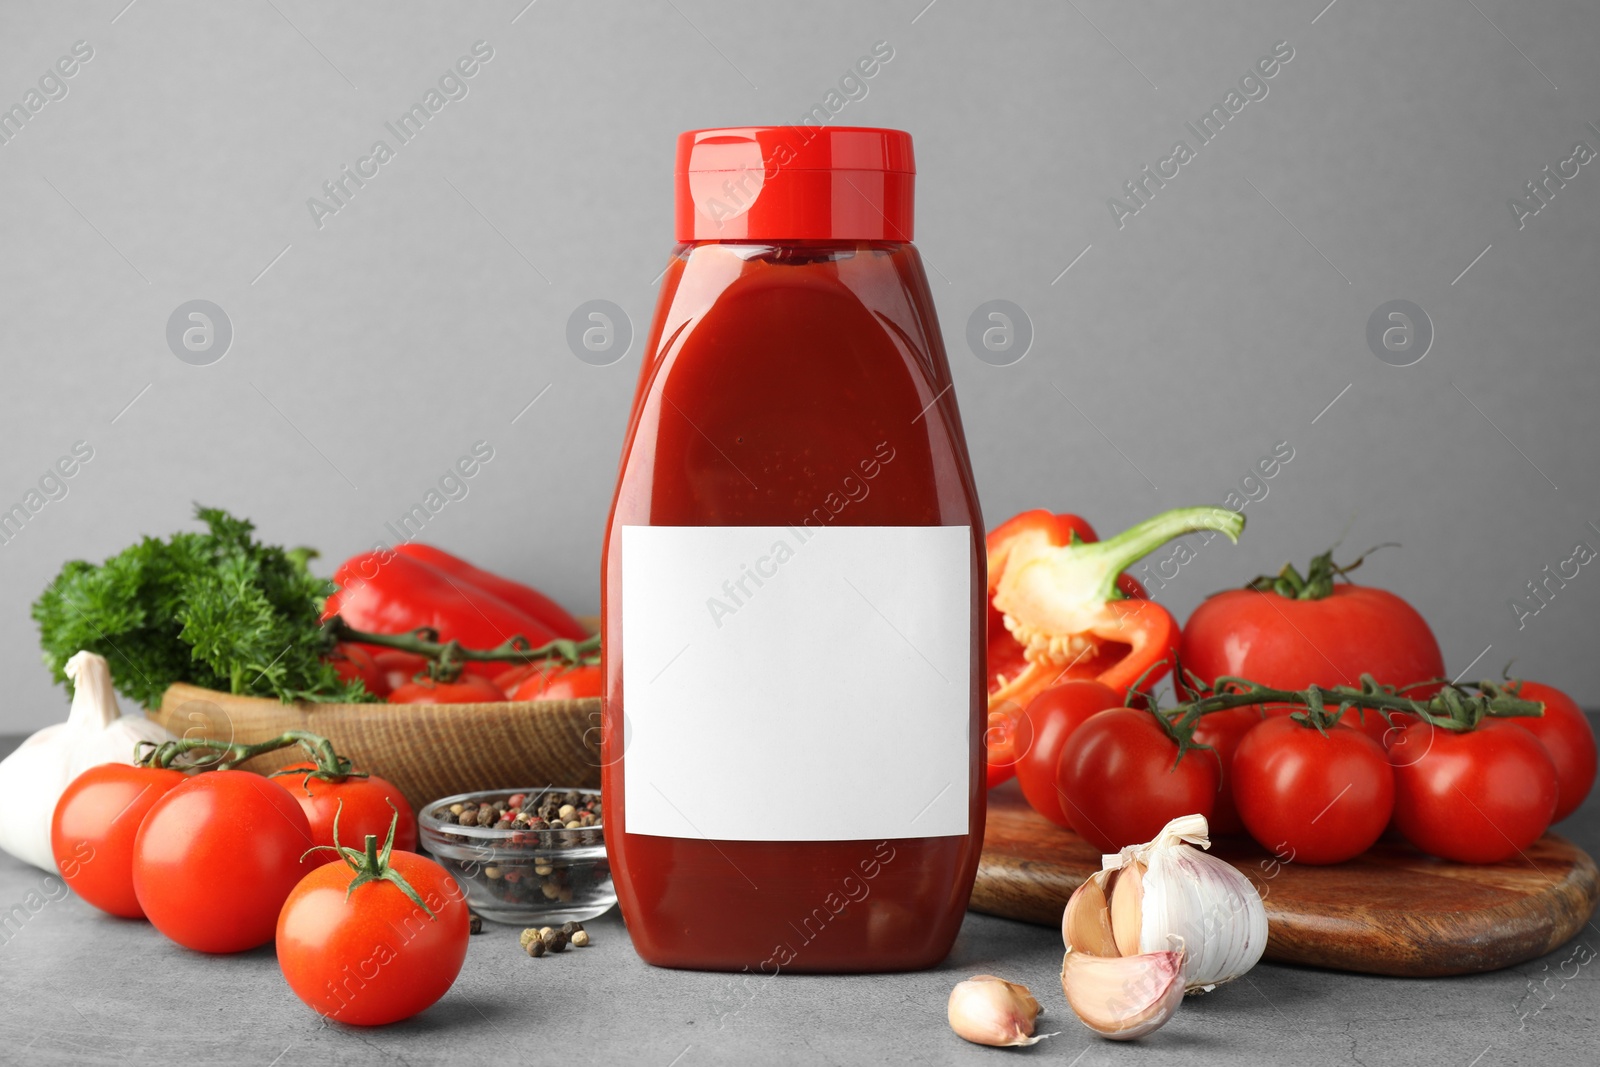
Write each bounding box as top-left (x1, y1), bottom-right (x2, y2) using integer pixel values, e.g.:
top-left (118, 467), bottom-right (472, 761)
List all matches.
top-left (1390, 720), bottom-right (1557, 864)
top-left (985, 703), bottom-right (1025, 790)
top-left (1508, 681), bottom-right (1596, 823)
top-left (328, 643), bottom-right (388, 697)
top-left (510, 662), bottom-right (602, 702)
top-left (1190, 707), bottom-right (1262, 836)
top-left (372, 650), bottom-right (431, 694)
top-left (1012, 681), bottom-right (1121, 826)
top-left (277, 847), bottom-right (470, 1025)
top-left (132, 770), bottom-right (314, 953)
top-left (493, 662), bottom-right (536, 694)
top-left (271, 762), bottom-right (417, 852)
top-left (387, 674), bottom-right (506, 704)
top-left (1230, 716), bottom-right (1394, 864)
top-left (51, 764), bottom-right (186, 918)
top-left (1057, 707), bottom-right (1218, 852)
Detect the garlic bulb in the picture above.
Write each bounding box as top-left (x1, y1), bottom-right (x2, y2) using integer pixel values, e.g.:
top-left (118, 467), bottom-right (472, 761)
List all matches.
top-left (946, 975), bottom-right (1047, 1047)
top-left (1064, 813), bottom-right (1267, 994)
top-left (0, 652), bottom-right (175, 871)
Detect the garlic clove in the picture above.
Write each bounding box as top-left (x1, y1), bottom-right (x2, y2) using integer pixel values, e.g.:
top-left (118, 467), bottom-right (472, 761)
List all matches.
top-left (1060, 944), bottom-right (1186, 1041)
top-left (1109, 859), bottom-right (1145, 957)
top-left (947, 975), bottom-right (1046, 1047)
top-left (1062, 869), bottom-right (1120, 957)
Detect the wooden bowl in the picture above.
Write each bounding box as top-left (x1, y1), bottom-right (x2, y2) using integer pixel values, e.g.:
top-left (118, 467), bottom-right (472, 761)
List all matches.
top-left (148, 683), bottom-right (601, 811)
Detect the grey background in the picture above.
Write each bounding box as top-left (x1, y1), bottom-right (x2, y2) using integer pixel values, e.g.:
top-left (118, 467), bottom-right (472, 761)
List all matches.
top-left (2, 0), bottom-right (1598, 731)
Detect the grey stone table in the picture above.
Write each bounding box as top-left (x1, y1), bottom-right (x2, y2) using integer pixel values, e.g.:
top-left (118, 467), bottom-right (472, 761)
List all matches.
top-left (1, 733), bottom-right (1595, 1067)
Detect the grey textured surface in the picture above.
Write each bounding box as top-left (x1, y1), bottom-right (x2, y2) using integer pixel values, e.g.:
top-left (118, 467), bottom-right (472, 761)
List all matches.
top-left (3, 0), bottom-right (1600, 732)
top-left (1, 734), bottom-right (1597, 1067)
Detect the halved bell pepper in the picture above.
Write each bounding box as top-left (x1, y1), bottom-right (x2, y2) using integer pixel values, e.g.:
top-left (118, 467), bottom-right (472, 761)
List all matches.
top-left (986, 506), bottom-right (1245, 712)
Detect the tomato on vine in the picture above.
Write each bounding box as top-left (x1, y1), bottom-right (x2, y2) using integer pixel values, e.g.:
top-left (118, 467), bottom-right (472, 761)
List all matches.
top-left (388, 674), bottom-right (506, 704)
top-left (1189, 706), bottom-right (1261, 837)
top-left (272, 762), bottom-right (417, 852)
top-left (1011, 681), bottom-right (1121, 825)
top-left (51, 764), bottom-right (186, 918)
top-left (1055, 706), bottom-right (1219, 852)
top-left (1231, 714), bottom-right (1394, 864)
top-left (1390, 719), bottom-right (1556, 864)
top-left (133, 770), bottom-right (314, 953)
top-left (509, 662), bottom-right (603, 702)
top-left (1503, 680), bottom-right (1596, 823)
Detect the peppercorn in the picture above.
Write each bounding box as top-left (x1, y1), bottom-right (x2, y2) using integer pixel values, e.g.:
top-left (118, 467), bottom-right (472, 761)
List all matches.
top-left (546, 930), bottom-right (569, 953)
top-left (458, 809), bottom-right (479, 827)
top-left (571, 929), bottom-right (591, 948)
top-left (561, 921), bottom-right (583, 935)
top-left (525, 938), bottom-right (546, 957)
top-left (475, 807), bottom-right (496, 827)
top-left (558, 803), bottom-right (577, 822)
top-left (468, 912), bottom-right (483, 935)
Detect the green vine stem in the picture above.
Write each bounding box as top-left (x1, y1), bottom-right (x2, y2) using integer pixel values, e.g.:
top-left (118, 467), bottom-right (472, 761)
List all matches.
top-left (325, 614), bottom-right (599, 683)
top-left (1159, 672), bottom-right (1545, 741)
top-left (134, 729), bottom-right (365, 781)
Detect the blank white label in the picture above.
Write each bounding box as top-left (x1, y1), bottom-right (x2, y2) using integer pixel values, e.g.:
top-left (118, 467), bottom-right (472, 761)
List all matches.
top-left (621, 524), bottom-right (972, 842)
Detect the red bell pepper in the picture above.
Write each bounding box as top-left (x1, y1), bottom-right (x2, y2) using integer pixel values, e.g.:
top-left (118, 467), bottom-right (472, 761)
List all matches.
top-left (985, 506), bottom-right (1244, 713)
top-left (391, 542), bottom-right (587, 639)
top-left (324, 549), bottom-right (568, 678)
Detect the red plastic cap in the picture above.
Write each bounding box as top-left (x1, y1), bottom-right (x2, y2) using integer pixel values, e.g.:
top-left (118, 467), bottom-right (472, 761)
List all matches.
top-left (675, 126), bottom-right (915, 242)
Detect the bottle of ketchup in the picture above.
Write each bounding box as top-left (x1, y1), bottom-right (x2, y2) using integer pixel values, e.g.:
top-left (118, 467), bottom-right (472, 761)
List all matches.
top-left (602, 127), bottom-right (985, 972)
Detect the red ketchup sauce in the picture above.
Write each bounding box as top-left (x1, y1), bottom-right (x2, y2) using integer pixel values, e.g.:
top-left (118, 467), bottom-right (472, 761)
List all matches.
top-left (602, 127), bottom-right (985, 972)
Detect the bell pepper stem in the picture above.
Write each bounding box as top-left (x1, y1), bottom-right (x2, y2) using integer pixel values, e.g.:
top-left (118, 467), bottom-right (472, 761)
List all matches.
top-left (1072, 507), bottom-right (1246, 603)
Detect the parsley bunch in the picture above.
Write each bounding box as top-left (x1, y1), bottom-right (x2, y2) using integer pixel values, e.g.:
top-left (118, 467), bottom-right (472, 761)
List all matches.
top-left (32, 505), bottom-right (372, 708)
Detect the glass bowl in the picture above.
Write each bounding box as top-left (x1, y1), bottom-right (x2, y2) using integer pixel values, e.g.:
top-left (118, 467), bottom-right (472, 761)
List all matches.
top-left (418, 787), bottom-right (614, 926)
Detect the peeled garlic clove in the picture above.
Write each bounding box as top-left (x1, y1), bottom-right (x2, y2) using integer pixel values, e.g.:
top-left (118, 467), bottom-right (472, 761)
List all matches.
top-left (1062, 869), bottom-right (1120, 956)
top-left (947, 975), bottom-right (1045, 1047)
top-left (1109, 859), bottom-right (1144, 957)
top-left (1060, 945), bottom-right (1185, 1041)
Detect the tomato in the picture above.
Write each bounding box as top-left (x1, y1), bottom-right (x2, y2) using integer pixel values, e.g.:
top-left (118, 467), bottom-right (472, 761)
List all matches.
top-left (272, 762), bottom-right (418, 852)
top-left (51, 764), bottom-right (186, 918)
top-left (1390, 720), bottom-right (1557, 863)
top-left (510, 662), bottom-right (602, 702)
top-left (1230, 716), bottom-right (1393, 864)
top-left (1056, 707), bottom-right (1218, 852)
top-left (1189, 707), bottom-right (1261, 836)
top-left (1180, 582), bottom-right (1444, 746)
top-left (494, 662), bottom-right (536, 695)
top-left (1508, 681), bottom-right (1596, 823)
top-left (277, 845), bottom-right (469, 1025)
top-left (1012, 681), bottom-right (1121, 826)
top-left (372, 650), bottom-right (430, 693)
top-left (328, 643), bottom-right (388, 697)
top-left (387, 674), bottom-right (506, 704)
top-left (132, 770), bottom-right (314, 953)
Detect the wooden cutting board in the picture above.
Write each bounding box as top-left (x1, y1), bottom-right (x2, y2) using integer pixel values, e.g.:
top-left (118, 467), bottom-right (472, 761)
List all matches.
top-left (972, 785), bottom-right (1600, 977)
